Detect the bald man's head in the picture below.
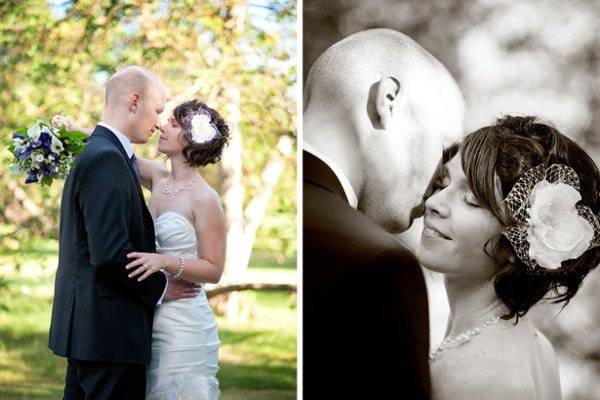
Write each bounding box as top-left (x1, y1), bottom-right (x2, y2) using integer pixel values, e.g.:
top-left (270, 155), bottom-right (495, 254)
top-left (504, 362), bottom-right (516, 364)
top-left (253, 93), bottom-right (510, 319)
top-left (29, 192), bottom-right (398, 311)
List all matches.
top-left (303, 29), bottom-right (465, 233)
top-left (102, 66), bottom-right (167, 144)
top-left (105, 66), bottom-right (165, 107)
top-left (306, 29), bottom-right (458, 113)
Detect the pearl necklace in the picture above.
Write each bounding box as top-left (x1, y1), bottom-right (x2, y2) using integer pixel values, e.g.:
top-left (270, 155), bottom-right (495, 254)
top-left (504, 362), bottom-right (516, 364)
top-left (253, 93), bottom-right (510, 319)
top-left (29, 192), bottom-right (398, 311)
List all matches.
top-left (429, 315), bottom-right (502, 363)
top-left (161, 177), bottom-right (196, 198)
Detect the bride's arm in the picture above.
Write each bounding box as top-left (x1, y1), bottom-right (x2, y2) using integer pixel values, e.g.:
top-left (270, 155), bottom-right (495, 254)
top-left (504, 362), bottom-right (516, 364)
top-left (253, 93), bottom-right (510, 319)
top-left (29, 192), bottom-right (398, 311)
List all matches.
top-left (137, 156), bottom-right (167, 191)
top-left (51, 114), bottom-right (167, 190)
top-left (165, 189), bottom-right (226, 284)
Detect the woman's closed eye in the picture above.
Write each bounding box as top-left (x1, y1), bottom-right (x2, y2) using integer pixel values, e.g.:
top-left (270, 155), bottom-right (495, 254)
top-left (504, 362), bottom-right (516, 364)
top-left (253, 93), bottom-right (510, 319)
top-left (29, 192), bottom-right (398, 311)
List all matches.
top-left (462, 193), bottom-right (480, 208)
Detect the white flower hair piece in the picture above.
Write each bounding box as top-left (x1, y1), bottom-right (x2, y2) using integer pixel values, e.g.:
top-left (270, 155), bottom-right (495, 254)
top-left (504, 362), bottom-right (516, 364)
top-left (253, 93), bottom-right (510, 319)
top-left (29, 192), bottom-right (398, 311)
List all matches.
top-left (502, 164), bottom-right (600, 271)
top-left (189, 113), bottom-right (218, 144)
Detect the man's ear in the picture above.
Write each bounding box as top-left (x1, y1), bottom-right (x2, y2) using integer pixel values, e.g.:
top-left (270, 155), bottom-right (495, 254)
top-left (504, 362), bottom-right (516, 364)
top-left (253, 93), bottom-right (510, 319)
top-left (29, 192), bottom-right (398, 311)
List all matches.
top-left (375, 76), bottom-right (401, 129)
top-left (129, 93), bottom-right (141, 113)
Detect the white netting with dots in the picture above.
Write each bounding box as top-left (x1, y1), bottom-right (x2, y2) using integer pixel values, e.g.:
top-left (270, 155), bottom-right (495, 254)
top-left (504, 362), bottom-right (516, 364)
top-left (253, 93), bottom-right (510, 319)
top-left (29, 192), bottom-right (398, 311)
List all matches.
top-left (502, 163), bottom-right (600, 271)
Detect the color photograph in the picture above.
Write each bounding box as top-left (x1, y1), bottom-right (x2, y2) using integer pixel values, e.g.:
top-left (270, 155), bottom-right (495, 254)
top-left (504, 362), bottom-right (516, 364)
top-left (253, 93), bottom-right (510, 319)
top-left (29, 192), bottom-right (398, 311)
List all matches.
top-left (0, 1), bottom-right (296, 399)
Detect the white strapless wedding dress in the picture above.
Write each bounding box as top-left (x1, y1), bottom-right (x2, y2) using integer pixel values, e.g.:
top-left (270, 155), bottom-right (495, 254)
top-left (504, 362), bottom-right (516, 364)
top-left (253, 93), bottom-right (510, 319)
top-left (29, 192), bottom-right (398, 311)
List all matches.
top-left (146, 211), bottom-right (220, 400)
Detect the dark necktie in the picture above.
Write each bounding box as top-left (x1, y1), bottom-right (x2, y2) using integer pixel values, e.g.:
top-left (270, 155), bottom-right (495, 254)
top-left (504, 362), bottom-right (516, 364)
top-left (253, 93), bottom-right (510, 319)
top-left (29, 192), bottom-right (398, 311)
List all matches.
top-left (130, 154), bottom-right (140, 181)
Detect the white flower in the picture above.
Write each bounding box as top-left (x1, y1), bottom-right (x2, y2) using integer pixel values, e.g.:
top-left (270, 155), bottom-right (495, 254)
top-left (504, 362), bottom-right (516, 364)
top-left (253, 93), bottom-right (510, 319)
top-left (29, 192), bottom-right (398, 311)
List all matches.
top-left (190, 114), bottom-right (217, 144)
top-left (35, 154), bottom-right (45, 163)
top-left (27, 123), bottom-right (42, 141)
top-left (13, 140), bottom-right (25, 152)
top-left (526, 180), bottom-right (593, 269)
top-left (50, 135), bottom-right (64, 153)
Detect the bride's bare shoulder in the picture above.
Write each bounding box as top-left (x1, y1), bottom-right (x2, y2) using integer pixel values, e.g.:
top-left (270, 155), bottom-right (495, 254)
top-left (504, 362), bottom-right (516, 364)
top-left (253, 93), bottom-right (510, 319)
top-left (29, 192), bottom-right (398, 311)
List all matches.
top-left (432, 328), bottom-right (535, 400)
top-left (432, 320), bottom-right (562, 400)
top-left (191, 179), bottom-right (219, 202)
top-left (190, 179), bottom-right (223, 216)
top-left (433, 355), bottom-right (534, 399)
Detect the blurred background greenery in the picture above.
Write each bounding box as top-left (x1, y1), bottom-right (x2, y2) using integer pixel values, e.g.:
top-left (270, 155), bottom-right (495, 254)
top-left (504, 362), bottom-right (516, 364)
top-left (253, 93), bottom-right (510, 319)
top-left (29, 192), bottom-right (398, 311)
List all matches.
top-left (305, 1), bottom-right (600, 399)
top-left (0, 0), bottom-right (296, 399)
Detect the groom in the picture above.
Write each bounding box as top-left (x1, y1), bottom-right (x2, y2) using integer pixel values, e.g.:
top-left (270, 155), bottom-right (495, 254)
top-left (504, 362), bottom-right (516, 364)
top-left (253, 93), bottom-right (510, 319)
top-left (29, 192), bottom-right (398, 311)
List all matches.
top-left (303, 29), bottom-right (465, 399)
top-left (49, 66), bottom-right (196, 399)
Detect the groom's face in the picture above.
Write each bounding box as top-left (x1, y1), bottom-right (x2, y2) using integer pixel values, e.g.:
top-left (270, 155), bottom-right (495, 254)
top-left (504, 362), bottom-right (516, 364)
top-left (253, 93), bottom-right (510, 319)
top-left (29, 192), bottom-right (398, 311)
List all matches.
top-left (358, 69), bottom-right (464, 234)
top-left (360, 110), bottom-right (463, 234)
top-left (131, 84), bottom-right (166, 144)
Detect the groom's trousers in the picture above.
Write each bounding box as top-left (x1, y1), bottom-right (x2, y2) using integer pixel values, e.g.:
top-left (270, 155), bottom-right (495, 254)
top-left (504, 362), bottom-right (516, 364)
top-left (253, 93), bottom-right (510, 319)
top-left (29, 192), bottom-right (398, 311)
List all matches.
top-left (63, 358), bottom-right (146, 400)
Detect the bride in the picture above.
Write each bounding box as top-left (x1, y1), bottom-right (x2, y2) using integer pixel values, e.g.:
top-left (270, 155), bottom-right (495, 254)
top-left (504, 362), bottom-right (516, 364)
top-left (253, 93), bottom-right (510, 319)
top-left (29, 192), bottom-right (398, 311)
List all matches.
top-left (418, 115), bottom-right (600, 399)
top-left (54, 99), bottom-right (228, 400)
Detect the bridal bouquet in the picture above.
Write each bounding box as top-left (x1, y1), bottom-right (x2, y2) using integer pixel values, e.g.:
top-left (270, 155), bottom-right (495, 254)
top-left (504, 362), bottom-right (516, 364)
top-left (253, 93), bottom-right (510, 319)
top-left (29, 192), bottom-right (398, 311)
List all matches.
top-left (8, 118), bottom-right (87, 186)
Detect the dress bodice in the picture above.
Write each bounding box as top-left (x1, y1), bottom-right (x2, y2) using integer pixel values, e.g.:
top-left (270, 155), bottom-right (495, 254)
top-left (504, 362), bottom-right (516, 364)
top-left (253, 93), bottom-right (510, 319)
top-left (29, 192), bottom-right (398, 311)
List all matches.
top-left (154, 211), bottom-right (198, 260)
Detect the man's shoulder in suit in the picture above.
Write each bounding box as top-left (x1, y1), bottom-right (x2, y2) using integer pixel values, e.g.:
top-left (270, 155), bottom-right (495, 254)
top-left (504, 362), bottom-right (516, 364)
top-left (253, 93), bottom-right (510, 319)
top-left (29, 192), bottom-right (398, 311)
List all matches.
top-left (304, 180), bottom-right (417, 269)
top-left (75, 135), bottom-right (124, 172)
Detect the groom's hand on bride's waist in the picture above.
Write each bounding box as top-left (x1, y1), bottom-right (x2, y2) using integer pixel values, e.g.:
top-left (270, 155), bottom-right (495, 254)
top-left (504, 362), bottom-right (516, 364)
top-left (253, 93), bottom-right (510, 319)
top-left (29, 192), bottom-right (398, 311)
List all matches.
top-left (164, 278), bottom-right (201, 302)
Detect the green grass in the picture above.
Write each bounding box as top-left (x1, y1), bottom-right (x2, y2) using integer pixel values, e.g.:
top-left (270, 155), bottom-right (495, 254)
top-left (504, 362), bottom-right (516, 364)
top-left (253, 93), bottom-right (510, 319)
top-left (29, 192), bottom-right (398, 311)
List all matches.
top-left (217, 291), bottom-right (297, 399)
top-left (0, 249), bottom-right (297, 400)
top-left (248, 251), bottom-right (296, 270)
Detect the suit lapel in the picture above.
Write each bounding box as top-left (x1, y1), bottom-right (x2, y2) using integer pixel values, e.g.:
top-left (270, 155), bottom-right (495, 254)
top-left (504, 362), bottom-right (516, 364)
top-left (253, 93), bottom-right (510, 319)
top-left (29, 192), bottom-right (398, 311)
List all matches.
top-left (91, 126), bottom-right (142, 193)
top-left (90, 126), bottom-right (153, 224)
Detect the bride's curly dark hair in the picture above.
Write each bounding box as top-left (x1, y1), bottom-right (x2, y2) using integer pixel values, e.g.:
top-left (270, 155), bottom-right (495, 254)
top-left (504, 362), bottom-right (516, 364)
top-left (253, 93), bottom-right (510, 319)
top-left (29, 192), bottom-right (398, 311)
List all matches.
top-left (459, 115), bottom-right (600, 321)
top-left (173, 99), bottom-right (230, 167)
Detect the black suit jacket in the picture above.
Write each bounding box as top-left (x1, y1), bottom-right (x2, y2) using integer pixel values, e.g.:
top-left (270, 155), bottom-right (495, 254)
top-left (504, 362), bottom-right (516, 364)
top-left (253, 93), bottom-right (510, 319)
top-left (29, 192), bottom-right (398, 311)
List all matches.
top-left (303, 150), bottom-right (431, 399)
top-left (49, 125), bottom-right (167, 366)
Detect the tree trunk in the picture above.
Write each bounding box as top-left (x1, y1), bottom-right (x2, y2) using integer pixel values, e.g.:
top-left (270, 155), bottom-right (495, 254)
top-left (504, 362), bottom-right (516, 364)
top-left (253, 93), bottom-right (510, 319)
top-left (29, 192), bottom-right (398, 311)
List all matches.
top-left (240, 135), bottom-right (294, 270)
top-left (221, 82), bottom-right (245, 282)
top-left (206, 282), bottom-right (297, 299)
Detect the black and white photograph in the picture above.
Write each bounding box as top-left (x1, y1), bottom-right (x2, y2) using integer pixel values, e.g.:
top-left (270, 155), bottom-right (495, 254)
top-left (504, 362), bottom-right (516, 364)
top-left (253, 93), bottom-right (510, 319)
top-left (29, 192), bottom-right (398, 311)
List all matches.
top-left (303, 1), bottom-right (600, 399)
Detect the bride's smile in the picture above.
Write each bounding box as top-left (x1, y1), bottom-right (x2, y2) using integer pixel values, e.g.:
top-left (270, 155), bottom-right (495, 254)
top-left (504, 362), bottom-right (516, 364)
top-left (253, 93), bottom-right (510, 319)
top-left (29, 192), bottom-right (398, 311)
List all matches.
top-left (417, 155), bottom-right (503, 278)
top-left (422, 221), bottom-right (451, 240)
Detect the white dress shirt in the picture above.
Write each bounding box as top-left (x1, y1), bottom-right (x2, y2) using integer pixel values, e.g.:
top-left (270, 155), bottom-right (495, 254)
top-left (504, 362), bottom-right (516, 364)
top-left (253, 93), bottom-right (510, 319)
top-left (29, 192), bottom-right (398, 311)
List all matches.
top-left (97, 122), bottom-right (167, 305)
top-left (97, 122), bottom-right (134, 158)
top-left (304, 141), bottom-right (358, 209)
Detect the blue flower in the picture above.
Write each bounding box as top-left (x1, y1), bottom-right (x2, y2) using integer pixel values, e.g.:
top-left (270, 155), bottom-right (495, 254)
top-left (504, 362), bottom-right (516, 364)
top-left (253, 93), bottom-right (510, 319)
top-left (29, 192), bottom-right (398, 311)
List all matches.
top-left (25, 174), bottom-right (38, 184)
top-left (30, 139), bottom-right (42, 149)
top-left (41, 164), bottom-right (56, 176)
top-left (16, 147), bottom-right (32, 160)
top-left (12, 133), bottom-right (25, 140)
top-left (39, 131), bottom-right (52, 151)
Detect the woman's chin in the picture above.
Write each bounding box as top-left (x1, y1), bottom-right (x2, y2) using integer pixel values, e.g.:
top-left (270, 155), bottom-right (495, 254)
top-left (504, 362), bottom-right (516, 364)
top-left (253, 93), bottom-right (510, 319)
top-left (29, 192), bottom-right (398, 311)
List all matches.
top-left (416, 245), bottom-right (446, 273)
top-left (157, 145), bottom-right (170, 156)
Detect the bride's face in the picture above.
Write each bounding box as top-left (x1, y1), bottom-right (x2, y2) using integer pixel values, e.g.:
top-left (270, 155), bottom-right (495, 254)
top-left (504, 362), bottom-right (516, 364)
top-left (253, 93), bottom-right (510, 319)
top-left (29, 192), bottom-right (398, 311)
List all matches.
top-left (157, 115), bottom-right (188, 156)
top-left (417, 154), bottom-right (503, 280)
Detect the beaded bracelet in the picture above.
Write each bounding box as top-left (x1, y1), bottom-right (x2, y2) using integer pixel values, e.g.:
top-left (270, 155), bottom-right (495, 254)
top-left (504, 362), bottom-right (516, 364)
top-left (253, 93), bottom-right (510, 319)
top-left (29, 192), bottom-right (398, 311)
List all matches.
top-left (173, 256), bottom-right (185, 279)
